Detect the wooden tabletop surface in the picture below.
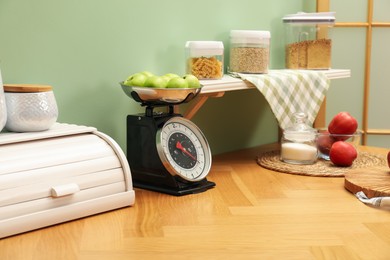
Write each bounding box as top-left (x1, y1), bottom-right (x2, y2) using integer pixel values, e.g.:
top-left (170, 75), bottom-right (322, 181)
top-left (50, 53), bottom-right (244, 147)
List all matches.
top-left (1, 143), bottom-right (389, 260)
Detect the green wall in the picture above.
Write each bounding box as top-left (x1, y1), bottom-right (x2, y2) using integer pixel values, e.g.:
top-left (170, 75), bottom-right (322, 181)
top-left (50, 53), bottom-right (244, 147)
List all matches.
top-left (0, 0), bottom-right (312, 155)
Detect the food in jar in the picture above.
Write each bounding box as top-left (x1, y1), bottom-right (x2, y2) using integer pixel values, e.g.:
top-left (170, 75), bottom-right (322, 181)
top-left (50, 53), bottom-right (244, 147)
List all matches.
top-left (229, 30), bottom-right (270, 74)
top-left (281, 142), bottom-right (318, 162)
top-left (185, 41), bottom-right (224, 79)
top-left (188, 56), bottom-right (223, 79)
top-left (230, 47), bottom-right (269, 73)
top-left (286, 38), bottom-right (331, 69)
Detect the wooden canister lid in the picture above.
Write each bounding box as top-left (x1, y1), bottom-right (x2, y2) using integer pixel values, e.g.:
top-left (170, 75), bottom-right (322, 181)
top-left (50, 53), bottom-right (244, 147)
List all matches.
top-left (3, 84), bottom-right (53, 93)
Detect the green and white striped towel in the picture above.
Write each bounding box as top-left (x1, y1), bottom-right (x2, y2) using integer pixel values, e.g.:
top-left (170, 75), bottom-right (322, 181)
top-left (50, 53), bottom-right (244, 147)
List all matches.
top-left (234, 70), bottom-right (330, 129)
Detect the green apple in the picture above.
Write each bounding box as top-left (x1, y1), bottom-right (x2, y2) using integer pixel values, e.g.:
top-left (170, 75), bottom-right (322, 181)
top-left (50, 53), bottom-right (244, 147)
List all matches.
top-left (144, 76), bottom-right (168, 88)
top-left (124, 73), bottom-right (148, 87)
top-left (161, 73), bottom-right (180, 84)
top-left (166, 77), bottom-right (189, 88)
top-left (140, 71), bottom-right (154, 77)
top-left (161, 75), bottom-right (173, 84)
top-left (183, 74), bottom-right (200, 88)
top-left (163, 73), bottom-right (180, 79)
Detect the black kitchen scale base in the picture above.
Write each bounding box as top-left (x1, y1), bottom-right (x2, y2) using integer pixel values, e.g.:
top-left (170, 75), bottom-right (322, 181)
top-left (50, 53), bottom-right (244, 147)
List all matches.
top-left (133, 178), bottom-right (215, 196)
top-left (125, 89), bottom-right (215, 196)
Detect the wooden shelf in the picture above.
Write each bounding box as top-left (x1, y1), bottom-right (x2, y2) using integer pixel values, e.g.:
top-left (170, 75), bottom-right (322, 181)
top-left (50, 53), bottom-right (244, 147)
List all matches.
top-left (199, 69), bottom-right (351, 94)
top-left (181, 69), bottom-right (351, 124)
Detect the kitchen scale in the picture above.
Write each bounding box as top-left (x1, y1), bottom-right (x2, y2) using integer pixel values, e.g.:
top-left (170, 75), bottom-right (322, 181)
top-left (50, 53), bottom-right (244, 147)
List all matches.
top-left (120, 83), bottom-right (215, 196)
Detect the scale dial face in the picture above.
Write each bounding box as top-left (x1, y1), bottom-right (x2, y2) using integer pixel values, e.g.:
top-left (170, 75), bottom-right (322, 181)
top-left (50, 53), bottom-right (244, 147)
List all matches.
top-left (156, 117), bottom-right (212, 182)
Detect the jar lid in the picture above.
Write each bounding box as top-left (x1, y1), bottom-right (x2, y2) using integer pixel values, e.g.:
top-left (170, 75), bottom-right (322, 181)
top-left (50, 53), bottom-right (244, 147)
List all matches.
top-left (230, 30), bottom-right (271, 44)
top-left (283, 112), bottom-right (317, 142)
top-left (185, 41), bottom-right (224, 56)
top-left (4, 84), bottom-right (53, 93)
top-left (283, 12), bottom-right (335, 24)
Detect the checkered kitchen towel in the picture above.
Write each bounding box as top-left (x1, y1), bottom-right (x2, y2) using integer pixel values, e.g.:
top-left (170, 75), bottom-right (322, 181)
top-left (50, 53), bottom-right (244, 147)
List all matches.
top-left (233, 70), bottom-right (330, 129)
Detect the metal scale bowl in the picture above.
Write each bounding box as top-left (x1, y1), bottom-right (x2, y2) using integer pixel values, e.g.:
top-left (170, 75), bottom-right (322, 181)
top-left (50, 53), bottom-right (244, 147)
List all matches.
top-left (120, 83), bottom-right (215, 196)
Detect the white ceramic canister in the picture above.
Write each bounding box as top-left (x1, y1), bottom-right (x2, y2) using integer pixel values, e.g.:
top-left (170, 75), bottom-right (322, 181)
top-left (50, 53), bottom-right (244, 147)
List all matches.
top-left (0, 69), bottom-right (7, 132)
top-left (4, 84), bottom-right (58, 132)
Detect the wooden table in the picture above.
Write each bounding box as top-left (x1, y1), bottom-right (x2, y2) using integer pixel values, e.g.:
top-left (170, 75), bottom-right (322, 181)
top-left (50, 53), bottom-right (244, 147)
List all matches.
top-left (1, 144), bottom-right (389, 260)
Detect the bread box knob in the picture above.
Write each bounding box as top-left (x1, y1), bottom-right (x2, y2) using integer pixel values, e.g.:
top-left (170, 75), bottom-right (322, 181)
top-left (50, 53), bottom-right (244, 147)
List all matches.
top-left (51, 183), bottom-right (80, 197)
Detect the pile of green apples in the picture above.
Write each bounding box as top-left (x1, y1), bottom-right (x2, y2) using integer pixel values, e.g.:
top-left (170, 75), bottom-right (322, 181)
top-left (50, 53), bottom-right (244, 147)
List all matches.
top-left (123, 71), bottom-right (201, 89)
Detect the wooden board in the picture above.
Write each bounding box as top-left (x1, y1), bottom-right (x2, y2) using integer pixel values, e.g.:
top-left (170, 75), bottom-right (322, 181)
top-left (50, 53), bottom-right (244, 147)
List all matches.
top-left (344, 166), bottom-right (390, 198)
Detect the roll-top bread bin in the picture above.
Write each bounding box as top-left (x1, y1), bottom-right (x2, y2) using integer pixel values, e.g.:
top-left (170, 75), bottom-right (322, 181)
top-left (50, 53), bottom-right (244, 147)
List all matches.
top-left (0, 123), bottom-right (135, 238)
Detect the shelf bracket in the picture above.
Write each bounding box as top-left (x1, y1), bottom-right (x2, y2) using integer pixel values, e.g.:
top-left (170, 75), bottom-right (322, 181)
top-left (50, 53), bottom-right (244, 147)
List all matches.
top-left (176, 91), bottom-right (225, 120)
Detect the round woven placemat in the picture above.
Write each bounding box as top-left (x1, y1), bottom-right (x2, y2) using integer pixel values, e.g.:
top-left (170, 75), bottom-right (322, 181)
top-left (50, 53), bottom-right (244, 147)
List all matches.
top-left (256, 150), bottom-right (387, 177)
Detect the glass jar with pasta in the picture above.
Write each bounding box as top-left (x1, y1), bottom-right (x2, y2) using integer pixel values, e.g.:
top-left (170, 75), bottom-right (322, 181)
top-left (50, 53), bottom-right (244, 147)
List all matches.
top-left (185, 41), bottom-right (224, 80)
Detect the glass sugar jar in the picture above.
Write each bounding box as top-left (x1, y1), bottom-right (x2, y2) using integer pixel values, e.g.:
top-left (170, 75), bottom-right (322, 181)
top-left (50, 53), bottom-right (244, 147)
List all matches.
top-left (280, 112), bottom-right (318, 165)
top-left (229, 30), bottom-right (271, 74)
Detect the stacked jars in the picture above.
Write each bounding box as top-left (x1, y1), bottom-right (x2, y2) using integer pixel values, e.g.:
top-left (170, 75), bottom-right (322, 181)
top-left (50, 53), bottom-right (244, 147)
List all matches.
top-left (229, 30), bottom-right (271, 74)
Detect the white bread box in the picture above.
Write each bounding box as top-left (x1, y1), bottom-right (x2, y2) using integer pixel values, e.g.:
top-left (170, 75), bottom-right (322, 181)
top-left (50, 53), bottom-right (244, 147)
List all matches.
top-left (0, 123), bottom-right (135, 238)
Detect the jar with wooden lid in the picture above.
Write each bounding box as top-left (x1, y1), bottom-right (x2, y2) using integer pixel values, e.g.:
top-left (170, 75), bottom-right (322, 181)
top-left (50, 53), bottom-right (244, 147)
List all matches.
top-left (4, 84), bottom-right (58, 132)
top-left (229, 30), bottom-right (271, 74)
top-left (185, 41), bottom-right (224, 79)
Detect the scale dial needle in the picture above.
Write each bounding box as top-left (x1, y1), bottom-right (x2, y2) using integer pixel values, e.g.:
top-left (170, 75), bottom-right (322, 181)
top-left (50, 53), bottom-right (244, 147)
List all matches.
top-left (176, 141), bottom-right (196, 161)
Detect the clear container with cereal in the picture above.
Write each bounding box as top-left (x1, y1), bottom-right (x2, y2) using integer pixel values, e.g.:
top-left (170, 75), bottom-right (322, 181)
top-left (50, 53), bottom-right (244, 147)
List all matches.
top-left (185, 41), bottom-right (224, 80)
top-left (283, 12), bottom-right (335, 69)
top-left (229, 30), bottom-right (271, 74)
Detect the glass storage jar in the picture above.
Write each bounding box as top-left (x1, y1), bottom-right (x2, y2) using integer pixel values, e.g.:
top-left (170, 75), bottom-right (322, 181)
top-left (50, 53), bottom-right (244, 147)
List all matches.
top-left (280, 112), bottom-right (318, 165)
top-left (185, 41), bottom-right (224, 80)
top-left (283, 12), bottom-right (335, 69)
top-left (229, 30), bottom-right (270, 74)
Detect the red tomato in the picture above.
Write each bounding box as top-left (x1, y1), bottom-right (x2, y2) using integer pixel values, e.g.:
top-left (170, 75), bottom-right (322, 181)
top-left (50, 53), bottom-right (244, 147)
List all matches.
top-left (328, 112), bottom-right (358, 135)
top-left (329, 141), bottom-right (357, 167)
